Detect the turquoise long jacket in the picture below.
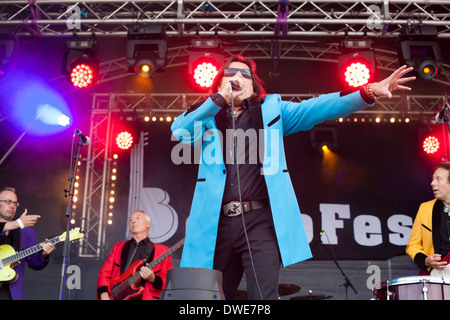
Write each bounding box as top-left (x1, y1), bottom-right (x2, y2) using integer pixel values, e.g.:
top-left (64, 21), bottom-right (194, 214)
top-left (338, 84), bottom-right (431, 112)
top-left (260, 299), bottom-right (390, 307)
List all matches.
top-left (171, 90), bottom-right (373, 269)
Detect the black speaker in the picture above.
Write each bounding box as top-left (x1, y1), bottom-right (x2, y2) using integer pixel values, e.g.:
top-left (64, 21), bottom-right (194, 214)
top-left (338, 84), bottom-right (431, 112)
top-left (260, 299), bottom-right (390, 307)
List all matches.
top-left (161, 267), bottom-right (225, 300)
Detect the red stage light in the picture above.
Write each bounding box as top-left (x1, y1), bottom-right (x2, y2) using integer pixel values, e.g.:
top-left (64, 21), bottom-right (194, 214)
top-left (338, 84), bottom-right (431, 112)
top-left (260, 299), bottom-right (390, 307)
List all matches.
top-left (192, 60), bottom-right (219, 89)
top-left (116, 131), bottom-right (134, 150)
top-left (423, 135), bottom-right (440, 154)
top-left (343, 61), bottom-right (371, 87)
top-left (70, 62), bottom-right (98, 88)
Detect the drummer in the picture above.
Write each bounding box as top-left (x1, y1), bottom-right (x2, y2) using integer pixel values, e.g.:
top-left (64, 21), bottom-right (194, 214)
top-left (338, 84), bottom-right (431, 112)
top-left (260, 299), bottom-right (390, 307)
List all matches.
top-left (406, 163), bottom-right (450, 275)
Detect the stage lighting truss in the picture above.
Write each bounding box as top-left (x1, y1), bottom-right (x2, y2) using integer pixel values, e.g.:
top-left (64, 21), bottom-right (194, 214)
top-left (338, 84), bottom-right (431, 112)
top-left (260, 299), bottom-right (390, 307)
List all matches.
top-left (338, 38), bottom-right (376, 88)
top-left (2, 1), bottom-right (450, 39)
top-left (188, 37), bottom-right (225, 89)
top-left (126, 24), bottom-right (167, 78)
top-left (398, 25), bottom-right (442, 81)
top-left (63, 36), bottom-right (99, 88)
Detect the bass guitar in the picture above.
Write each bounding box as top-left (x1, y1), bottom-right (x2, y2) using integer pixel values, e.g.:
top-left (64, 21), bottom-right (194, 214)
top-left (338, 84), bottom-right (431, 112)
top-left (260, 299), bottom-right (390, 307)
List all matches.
top-left (0, 227), bottom-right (84, 283)
top-left (110, 238), bottom-right (184, 300)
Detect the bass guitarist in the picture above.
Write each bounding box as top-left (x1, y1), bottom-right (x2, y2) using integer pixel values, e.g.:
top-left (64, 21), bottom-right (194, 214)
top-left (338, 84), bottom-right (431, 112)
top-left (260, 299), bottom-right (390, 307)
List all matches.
top-left (97, 210), bottom-right (173, 300)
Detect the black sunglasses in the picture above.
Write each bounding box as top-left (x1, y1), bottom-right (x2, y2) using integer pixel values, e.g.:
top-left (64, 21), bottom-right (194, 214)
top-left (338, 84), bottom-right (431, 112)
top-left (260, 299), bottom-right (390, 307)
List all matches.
top-left (223, 68), bottom-right (253, 79)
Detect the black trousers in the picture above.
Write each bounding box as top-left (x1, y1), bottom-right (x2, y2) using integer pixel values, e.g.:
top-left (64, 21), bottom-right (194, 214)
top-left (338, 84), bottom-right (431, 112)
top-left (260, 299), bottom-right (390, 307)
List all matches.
top-left (213, 206), bottom-right (281, 300)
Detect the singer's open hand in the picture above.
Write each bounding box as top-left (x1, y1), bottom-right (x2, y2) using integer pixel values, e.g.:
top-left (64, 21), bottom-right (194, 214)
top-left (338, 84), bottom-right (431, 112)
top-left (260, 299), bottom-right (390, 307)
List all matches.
top-left (372, 65), bottom-right (416, 98)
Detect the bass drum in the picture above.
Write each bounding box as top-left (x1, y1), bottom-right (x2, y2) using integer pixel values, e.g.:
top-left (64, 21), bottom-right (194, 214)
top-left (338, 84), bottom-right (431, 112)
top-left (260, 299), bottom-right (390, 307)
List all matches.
top-left (373, 276), bottom-right (450, 300)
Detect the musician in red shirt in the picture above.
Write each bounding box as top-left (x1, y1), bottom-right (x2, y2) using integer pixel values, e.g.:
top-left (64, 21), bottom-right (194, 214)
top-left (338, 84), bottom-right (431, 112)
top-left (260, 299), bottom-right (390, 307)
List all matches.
top-left (97, 210), bottom-right (173, 300)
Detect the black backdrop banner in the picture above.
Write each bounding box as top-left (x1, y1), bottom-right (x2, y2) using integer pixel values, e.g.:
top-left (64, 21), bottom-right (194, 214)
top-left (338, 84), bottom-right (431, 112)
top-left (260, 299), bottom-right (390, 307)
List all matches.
top-left (113, 119), bottom-right (440, 261)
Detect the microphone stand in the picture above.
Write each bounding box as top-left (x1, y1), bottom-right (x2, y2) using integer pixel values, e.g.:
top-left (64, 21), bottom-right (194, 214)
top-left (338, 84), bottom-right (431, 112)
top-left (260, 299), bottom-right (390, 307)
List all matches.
top-left (318, 232), bottom-right (357, 300)
top-left (59, 130), bottom-right (84, 300)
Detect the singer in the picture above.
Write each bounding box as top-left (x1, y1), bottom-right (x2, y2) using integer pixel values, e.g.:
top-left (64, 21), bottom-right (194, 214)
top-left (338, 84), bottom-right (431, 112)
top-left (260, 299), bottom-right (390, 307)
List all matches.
top-left (171, 54), bottom-right (415, 300)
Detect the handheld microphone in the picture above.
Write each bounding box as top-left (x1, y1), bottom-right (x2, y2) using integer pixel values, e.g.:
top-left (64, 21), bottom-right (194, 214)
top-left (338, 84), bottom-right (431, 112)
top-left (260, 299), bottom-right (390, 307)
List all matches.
top-left (435, 103), bottom-right (449, 123)
top-left (229, 80), bottom-right (242, 91)
top-left (76, 129), bottom-right (91, 146)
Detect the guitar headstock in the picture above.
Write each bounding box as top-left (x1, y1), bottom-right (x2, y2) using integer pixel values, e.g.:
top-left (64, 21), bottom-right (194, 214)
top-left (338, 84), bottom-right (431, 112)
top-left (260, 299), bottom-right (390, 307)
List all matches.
top-left (60, 227), bottom-right (85, 242)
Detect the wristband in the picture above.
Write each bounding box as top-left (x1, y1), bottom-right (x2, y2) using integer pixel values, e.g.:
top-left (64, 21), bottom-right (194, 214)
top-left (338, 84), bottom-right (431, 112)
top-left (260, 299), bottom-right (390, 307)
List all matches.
top-left (16, 218), bottom-right (25, 229)
top-left (368, 82), bottom-right (379, 100)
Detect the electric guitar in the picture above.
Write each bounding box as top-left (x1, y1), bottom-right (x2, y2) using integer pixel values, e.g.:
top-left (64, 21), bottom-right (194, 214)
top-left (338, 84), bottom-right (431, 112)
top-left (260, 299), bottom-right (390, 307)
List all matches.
top-left (110, 238), bottom-right (184, 300)
top-left (0, 227), bottom-right (84, 284)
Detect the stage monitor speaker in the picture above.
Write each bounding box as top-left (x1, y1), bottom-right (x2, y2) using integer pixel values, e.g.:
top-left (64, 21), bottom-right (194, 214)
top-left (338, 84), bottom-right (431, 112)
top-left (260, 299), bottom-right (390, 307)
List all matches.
top-left (161, 267), bottom-right (225, 300)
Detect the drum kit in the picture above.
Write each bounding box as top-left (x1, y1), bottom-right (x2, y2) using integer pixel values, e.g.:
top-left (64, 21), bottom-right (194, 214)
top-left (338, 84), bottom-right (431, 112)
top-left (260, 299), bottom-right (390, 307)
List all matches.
top-left (372, 276), bottom-right (450, 300)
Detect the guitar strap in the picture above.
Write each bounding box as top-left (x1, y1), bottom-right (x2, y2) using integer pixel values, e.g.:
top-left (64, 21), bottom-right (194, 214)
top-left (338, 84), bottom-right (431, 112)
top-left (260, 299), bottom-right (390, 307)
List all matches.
top-left (142, 240), bottom-right (155, 263)
top-left (11, 228), bottom-right (21, 252)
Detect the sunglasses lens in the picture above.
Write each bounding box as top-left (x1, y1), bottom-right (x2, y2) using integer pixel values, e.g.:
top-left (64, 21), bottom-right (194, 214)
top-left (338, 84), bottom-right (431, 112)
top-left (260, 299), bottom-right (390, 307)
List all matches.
top-left (224, 68), bottom-right (252, 79)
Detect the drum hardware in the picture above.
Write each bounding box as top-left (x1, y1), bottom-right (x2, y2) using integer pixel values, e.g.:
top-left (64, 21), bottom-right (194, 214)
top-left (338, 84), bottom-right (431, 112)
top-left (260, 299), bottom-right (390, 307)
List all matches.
top-left (373, 276), bottom-right (450, 300)
top-left (290, 290), bottom-right (332, 300)
top-left (234, 283), bottom-right (301, 300)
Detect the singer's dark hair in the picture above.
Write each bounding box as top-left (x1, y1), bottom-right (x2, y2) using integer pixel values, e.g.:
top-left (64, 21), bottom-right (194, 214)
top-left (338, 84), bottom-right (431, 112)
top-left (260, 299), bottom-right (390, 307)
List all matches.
top-left (210, 55), bottom-right (266, 103)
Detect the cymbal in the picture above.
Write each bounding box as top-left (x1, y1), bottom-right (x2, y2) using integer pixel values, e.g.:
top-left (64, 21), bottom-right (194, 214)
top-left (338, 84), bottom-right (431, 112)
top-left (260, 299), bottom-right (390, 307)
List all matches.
top-left (278, 283), bottom-right (301, 296)
top-left (234, 284), bottom-right (301, 300)
top-left (290, 294), bottom-right (332, 300)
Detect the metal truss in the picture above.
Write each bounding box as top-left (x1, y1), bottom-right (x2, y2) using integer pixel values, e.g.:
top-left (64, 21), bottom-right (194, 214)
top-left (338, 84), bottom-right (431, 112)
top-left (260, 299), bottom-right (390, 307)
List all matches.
top-left (0, 1), bottom-right (449, 38)
top-left (78, 94), bottom-right (113, 258)
top-left (92, 91), bottom-right (447, 119)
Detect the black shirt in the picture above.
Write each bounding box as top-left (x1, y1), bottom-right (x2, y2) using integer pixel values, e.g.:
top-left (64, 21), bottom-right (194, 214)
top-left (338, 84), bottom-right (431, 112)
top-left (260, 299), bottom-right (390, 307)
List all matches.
top-left (439, 205), bottom-right (450, 257)
top-left (212, 95), bottom-right (269, 204)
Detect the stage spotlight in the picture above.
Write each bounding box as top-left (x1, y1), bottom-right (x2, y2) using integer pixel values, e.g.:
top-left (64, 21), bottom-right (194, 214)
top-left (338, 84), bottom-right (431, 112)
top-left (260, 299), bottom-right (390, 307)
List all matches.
top-left (423, 135), bottom-right (440, 155)
top-left (338, 38), bottom-right (376, 88)
top-left (116, 131), bottom-right (134, 150)
top-left (398, 25), bottom-right (442, 81)
top-left (310, 127), bottom-right (337, 155)
top-left (188, 37), bottom-right (224, 90)
top-left (69, 58), bottom-right (98, 88)
top-left (126, 24), bottom-right (167, 78)
top-left (36, 104), bottom-right (71, 127)
top-left (62, 36), bottom-right (99, 88)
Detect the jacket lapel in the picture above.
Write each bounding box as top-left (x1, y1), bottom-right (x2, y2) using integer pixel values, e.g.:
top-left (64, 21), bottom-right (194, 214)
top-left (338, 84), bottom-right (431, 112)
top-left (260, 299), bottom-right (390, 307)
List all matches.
top-left (432, 200), bottom-right (442, 253)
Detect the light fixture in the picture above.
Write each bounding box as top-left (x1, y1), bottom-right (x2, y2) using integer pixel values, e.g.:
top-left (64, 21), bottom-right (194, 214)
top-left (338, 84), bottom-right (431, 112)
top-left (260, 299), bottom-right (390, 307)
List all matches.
top-left (398, 25), bottom-right (442, 81)
top-left (188, 37), bottom-right (224, 90)
top-left (423, 135), bottom-right (440, 155)
top-left (338, 38), bottom-right (376, 88)
top-left (62, 35), bottom-right (99, 88)
top-left (310, 127), bottom-right (338, 154)
top-left (126, 24), bottom-right (167, 78)
top-left (116, 131), bottom-right (134, 150)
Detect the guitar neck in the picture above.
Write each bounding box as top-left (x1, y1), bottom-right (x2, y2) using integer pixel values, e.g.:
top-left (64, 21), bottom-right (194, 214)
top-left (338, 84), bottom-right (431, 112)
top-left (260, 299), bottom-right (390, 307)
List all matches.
top-left (147, 238), bottom-right (185, 269)
top-left (128, 238), bottom-right (185, 284)
top-left (1, 236), bottom-right (61, 266)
